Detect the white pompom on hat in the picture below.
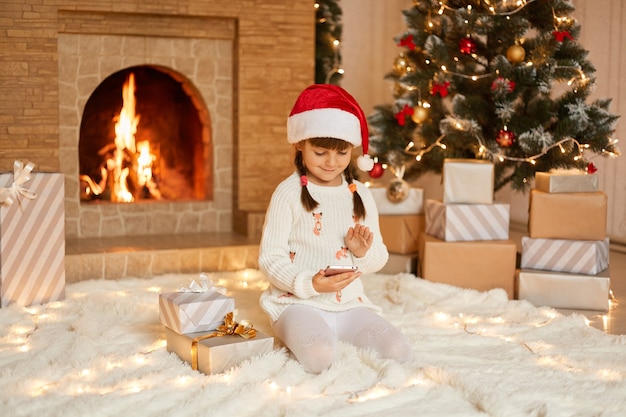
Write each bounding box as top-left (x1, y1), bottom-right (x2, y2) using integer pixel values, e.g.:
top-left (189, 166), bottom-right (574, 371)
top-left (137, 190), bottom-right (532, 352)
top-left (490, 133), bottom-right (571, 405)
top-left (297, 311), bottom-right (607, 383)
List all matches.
top-left (287, 84), bottom-right (374, 171)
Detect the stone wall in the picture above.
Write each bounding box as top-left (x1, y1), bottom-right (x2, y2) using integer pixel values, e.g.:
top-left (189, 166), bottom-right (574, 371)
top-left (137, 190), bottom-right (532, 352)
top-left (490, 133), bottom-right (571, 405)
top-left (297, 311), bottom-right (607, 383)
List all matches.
top-left (0, 0), bottom-right (314, 238)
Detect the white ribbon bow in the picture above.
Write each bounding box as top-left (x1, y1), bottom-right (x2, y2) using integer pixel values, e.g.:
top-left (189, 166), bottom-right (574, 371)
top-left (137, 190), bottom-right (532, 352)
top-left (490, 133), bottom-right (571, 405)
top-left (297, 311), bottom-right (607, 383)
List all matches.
top-left (177, 273), bottom-right (226, 295)
top-left (0, 161), bottom-right (37, 207)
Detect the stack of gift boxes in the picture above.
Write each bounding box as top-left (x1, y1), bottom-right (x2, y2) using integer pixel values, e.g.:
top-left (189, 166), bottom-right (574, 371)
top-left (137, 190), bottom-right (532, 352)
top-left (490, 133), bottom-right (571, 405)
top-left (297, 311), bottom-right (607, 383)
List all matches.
top-left (370, 182), bottom-right (425, 274)
top-left (418, 159), bottom-right (517, 298)
top-left (517, 171), bottom-right (611, 311)
top-left (159, 276), bottom-right (274, 374)
top-left (1, 161), bottom-right (66, 308)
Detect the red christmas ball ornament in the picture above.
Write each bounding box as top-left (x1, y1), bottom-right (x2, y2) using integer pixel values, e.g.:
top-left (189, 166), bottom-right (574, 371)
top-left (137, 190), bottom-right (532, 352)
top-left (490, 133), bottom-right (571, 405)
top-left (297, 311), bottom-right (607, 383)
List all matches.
top-left (496, 129), bottom-right (515, 147)
top-left (368, 162), bottom-right (385, 178)
top-left (587, 162), bottom-right (598, 174)
top-left (459, 37), bottom-right (477, 55)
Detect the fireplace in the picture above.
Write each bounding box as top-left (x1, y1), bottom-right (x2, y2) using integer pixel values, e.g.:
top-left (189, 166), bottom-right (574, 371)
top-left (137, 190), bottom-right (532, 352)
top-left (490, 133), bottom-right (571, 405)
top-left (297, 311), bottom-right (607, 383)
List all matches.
top-left (79, 66), bottom-right (210, 203)
top-left (57, 16), bottom-right (234, 239)
top-left (4, 2), bottom-right (313, 241)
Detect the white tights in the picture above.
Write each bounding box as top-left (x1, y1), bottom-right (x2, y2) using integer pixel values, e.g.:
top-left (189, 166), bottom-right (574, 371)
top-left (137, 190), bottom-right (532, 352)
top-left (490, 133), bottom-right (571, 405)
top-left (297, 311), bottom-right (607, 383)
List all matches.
top-left (272, 304), bottom-right (413, 374)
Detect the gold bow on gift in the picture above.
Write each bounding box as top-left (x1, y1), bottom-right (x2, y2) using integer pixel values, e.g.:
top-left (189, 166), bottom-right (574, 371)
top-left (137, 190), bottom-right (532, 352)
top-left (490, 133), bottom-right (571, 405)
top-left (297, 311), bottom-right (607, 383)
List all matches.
top-left (190, 311), bottom-right (256, 370)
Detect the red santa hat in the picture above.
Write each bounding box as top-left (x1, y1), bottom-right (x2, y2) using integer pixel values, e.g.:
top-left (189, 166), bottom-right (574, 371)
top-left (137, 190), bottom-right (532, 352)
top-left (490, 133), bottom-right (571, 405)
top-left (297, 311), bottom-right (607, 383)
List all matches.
top-left (287, 84), bottom-right (374, 171)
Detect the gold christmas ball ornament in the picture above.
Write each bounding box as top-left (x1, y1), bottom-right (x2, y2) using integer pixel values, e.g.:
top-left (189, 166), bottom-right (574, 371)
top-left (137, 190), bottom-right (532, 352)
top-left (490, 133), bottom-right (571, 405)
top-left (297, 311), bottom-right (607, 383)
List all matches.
top-left (411, 106), bottom-right (429, 124)
top-left (387, 178), bottom-right (410, 203)
top-left (393, 54), bottom-right (409, 75)
top-left (506, 44), bottom-right (526, 64)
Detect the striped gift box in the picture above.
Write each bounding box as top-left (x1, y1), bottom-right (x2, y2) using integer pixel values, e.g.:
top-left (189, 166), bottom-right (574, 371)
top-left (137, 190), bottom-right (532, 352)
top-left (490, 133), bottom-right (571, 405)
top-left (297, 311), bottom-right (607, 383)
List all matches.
top-left (159, 291), bottom-right (235, 334)
top-left (425, 200), bottom-right (510, 241)
top-left (520, 237), bottom-right (609, 275)
top-left (1, 171), bottom-right (66, 307)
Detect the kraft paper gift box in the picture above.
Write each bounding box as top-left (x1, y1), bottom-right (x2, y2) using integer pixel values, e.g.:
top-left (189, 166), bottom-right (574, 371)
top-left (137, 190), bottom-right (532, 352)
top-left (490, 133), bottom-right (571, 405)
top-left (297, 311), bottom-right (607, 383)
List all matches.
top-left (442, 159), bottom-right (494, 204)
top-left (535, 171), bottom-right (599, 193)
top-left (159, 290), bottom-right (235, 334)
top-left (517, 268), bottom-right (611, 311)
top-left (165, 326), bottom-right (274, 375)
top-left (520, 236), bottom-right (609, 275)
top-left (418, 233), bottom-right (516, 298)
top-left (370, 186), bottom-right (424, 215)
top-left (528, 190), bottom-right (607, 240)
top-left (0, 162), bottom-right (66, 307)
top-left (379, 214), bottom-right (425, 254)
top-left (424, 199), bottom-right (510, 242)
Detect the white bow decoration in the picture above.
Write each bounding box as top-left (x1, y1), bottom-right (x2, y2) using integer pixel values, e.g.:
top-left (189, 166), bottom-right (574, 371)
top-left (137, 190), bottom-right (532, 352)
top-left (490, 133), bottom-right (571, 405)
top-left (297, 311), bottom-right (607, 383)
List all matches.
top-left (0, 161), bottom-right (37, 207)
top-left (177, 273), bottom-right (227, 295)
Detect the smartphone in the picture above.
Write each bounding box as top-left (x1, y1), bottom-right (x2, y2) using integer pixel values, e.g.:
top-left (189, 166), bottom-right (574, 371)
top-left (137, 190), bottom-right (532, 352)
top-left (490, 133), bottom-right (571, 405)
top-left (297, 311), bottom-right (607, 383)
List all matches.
top-left (325, 265), bottom-right (358, 276)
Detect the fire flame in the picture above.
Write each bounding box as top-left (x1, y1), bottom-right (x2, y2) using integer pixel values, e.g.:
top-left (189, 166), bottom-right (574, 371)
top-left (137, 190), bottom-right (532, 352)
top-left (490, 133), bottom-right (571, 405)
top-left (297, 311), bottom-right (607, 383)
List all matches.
top-left (81, 72), bottom-right (160, 202)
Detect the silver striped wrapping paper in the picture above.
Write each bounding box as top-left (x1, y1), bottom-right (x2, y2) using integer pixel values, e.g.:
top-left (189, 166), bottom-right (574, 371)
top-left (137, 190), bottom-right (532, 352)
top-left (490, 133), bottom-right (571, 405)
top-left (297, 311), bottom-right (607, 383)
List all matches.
top-left (425, 200), bottom-right (510, 242)
top-left (1, 172), bottom-right (66, 307)
top-left (521, 236), bottom-right (609, 275)
top-left (159, 291), bottom-right (235, 334)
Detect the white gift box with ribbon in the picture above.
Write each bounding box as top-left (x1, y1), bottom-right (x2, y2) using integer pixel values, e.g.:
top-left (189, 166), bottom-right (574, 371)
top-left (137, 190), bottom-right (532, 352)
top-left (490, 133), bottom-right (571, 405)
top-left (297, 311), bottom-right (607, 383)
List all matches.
top-left (159, 275), bottom-right (235, 334)
top-left (0, 161), bottom-right (66, 307)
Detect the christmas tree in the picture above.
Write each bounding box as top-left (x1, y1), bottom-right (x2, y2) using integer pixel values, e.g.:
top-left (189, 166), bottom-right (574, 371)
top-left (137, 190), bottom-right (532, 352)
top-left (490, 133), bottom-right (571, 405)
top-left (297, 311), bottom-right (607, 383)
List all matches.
top-left (315, 0), bottom-right (344, 85)
top-left (367, 0), bottom-right (621, 192)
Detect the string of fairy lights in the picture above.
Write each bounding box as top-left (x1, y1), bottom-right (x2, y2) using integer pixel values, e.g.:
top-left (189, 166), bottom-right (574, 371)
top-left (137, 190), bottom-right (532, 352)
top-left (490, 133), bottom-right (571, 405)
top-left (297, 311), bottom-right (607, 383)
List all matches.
top-left (315, 2), bottom-right (345, 84)
top-left (9, 269), bottom-right (616, 403)
top-left (8, 270), bottom-right (613, 403)
top-left (395, 0), bottom-right (621, 168)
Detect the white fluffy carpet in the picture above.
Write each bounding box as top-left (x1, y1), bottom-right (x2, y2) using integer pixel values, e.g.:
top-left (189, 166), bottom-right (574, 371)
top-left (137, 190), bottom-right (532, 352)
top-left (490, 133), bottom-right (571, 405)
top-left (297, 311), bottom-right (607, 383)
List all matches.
top-left (1, 270), bottom-right (625, 417)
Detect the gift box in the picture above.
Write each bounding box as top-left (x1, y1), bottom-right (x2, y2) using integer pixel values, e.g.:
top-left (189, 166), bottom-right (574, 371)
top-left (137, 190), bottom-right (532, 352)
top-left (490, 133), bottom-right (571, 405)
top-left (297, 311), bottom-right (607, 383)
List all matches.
top-left (528, 190), bottom-right (607, 240)
top-left (1, 163), bottom-right (65, 307)
top-left (418, 233), bottom-right (516, 298)
top-left (534, 171), bottom-right (598, 193)
top-left (159, 290), bottom-right (235, 334)
top-left (165, 324), bottom-right (274, 375)
top-left (370, 186), bottom-right (424, 215)
top-left (520, 236), bottom-right (609, 275)
top-left (379, 253), bottom-right (418, 274)
top-left (442, 159), bottom-right (494, 204)
top-left (517, 268), bottom-right (610, 311)
top-left (379, 214), bottom-right (425, 254)
top-left (424, 199), bottom-right (510, 242)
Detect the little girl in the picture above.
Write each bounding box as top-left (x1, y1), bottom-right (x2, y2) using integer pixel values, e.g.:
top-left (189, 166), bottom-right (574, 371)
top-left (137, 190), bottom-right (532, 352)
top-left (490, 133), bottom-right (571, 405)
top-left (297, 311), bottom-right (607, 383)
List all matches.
top-left (258, 84), bottom-right (412, 374)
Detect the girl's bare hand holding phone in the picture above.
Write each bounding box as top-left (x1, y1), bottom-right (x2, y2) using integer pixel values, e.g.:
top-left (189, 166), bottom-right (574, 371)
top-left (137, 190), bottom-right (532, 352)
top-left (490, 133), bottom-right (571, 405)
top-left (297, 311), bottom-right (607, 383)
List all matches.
top-left (312, 267), bottom-right (361, 293)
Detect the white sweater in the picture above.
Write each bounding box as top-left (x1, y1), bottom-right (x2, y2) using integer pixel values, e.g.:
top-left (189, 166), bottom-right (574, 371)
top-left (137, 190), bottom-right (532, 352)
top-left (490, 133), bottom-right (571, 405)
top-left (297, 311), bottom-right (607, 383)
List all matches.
top-left (258, 172), bottom-right (389, 323)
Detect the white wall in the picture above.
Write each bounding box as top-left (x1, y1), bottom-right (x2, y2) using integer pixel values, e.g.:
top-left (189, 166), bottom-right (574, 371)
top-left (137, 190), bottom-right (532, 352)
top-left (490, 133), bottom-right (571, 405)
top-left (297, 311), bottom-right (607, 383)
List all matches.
top-left (341, 0), bottom-right (626, 243)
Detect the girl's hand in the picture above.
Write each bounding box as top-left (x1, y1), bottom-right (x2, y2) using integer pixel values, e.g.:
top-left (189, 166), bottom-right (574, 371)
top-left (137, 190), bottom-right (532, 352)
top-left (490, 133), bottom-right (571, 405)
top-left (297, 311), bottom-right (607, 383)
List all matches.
top-left (344, 223), bottom-right (373, 258)
top-left (312, 269), bottom-right (361, 293)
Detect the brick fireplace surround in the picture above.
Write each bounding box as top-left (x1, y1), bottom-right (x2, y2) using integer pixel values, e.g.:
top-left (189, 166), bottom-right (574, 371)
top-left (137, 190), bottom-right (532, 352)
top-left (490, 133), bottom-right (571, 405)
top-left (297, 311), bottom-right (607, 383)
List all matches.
top-left (1, 0), bottom-right (314, 281)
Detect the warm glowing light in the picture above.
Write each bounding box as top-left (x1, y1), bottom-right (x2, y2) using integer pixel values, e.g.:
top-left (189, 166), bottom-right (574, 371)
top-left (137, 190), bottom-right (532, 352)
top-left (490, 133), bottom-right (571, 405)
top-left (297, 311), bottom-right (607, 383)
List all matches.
top-left (434, 312), bottom-right (449, 321)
